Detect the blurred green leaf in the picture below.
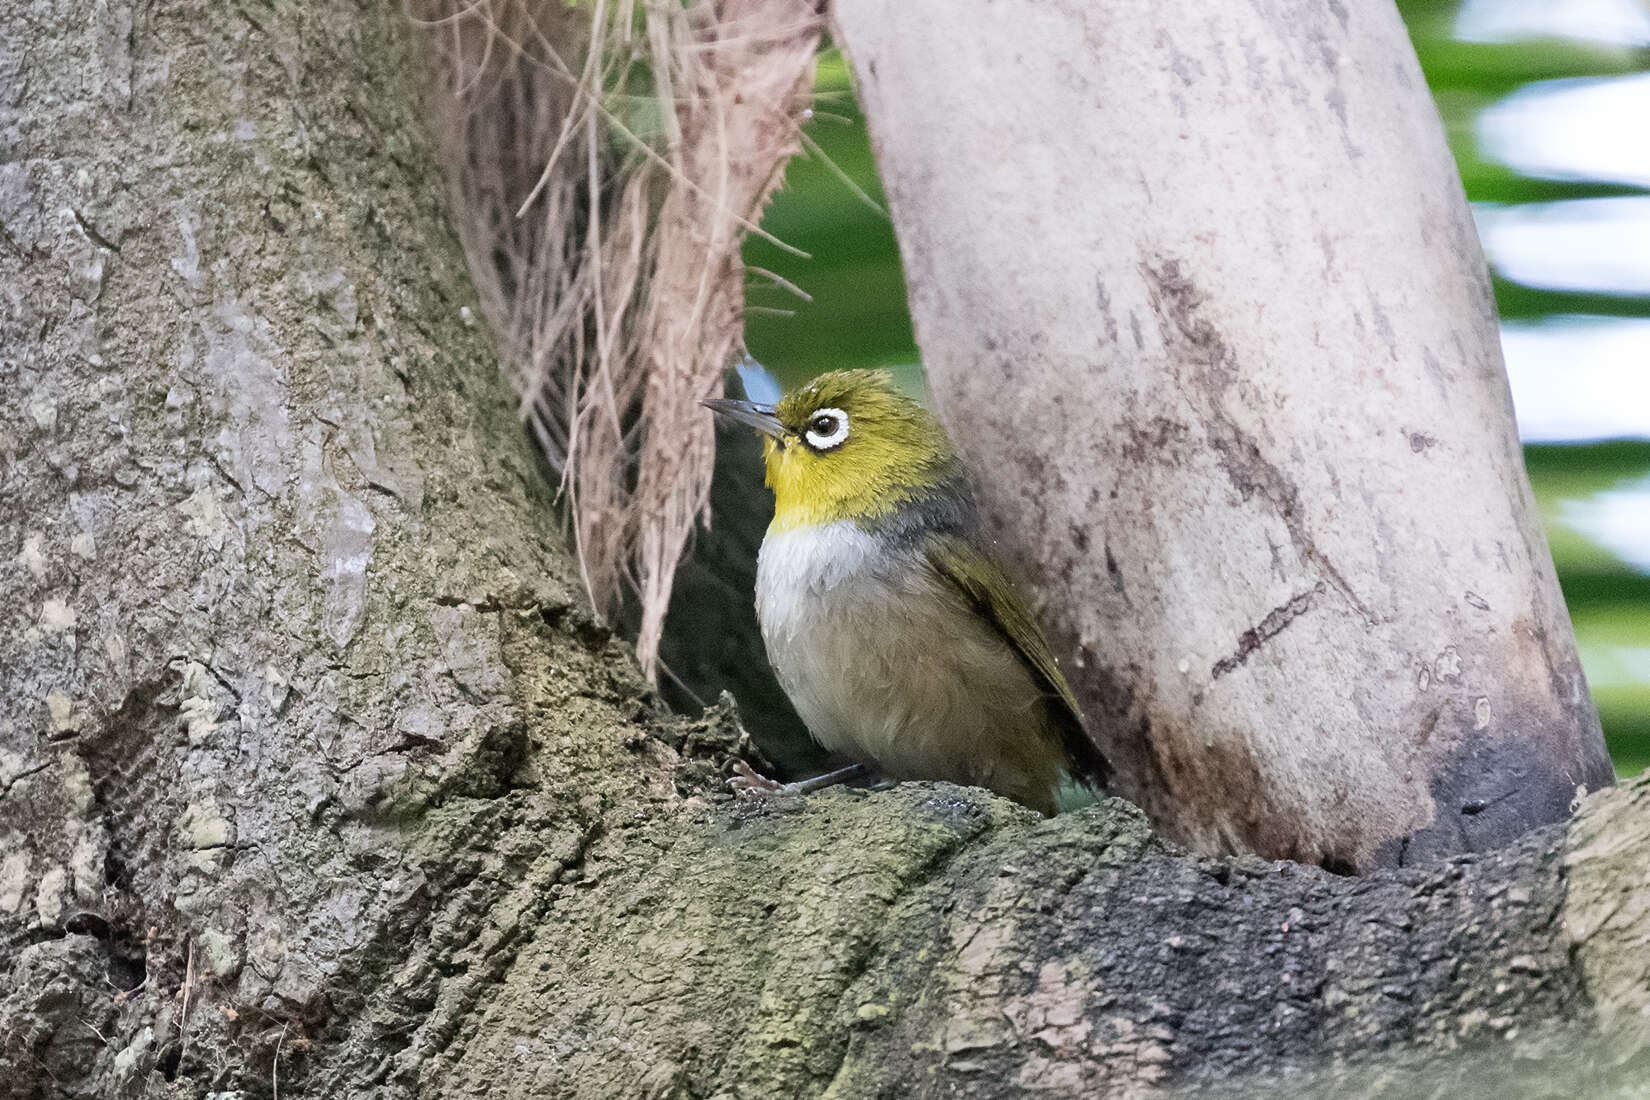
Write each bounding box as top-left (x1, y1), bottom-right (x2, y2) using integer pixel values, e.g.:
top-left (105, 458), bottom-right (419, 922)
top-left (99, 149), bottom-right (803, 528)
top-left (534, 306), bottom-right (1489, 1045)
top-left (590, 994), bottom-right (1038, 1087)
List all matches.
top-left (1418, 37), bottom-right (1650, 94)
top-left (1491, 277), bottom-right (1650, 320)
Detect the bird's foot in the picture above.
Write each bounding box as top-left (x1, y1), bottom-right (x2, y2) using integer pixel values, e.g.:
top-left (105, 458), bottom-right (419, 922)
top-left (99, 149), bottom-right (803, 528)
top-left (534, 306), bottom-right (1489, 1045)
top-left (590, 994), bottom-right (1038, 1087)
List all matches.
top-left (728, 759), bottom-right (797, 799)
top-left (729, 760), bottom-right (871, 801)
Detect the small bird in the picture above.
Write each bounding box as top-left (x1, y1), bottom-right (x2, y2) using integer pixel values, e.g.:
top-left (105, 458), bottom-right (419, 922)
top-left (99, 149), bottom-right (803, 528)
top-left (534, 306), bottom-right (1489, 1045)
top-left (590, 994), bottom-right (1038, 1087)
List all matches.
top-left (704, 369), bottom-right (1109, 816)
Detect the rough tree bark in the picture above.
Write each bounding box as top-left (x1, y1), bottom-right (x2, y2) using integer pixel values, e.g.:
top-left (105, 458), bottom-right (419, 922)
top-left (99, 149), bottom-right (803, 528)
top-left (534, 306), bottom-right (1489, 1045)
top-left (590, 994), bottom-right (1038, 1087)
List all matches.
top-left (831, 0), bottom-right (1616, 873)
top-left (1, 2), bottom-right (1646, 1100)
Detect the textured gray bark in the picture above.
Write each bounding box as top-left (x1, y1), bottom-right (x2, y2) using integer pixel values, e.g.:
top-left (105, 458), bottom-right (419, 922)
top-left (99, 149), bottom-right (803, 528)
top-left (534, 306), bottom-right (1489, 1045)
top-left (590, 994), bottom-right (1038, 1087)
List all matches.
top-left (831, 0), bottom-right (1614, 873)
top-left (2, 2), bottom-right (1648, 1099)
top-left (0, 0), bottom-right (651, 1090)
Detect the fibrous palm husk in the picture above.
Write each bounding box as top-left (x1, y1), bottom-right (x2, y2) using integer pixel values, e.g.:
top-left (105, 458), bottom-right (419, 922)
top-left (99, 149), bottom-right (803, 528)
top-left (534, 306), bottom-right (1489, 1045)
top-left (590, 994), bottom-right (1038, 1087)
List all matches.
top-left (417, 0), bottom-right (822, 679)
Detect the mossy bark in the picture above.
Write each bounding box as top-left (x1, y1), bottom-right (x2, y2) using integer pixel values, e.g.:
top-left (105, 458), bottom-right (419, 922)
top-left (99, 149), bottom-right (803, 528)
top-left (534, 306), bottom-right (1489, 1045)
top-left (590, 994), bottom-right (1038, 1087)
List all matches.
top-left (0, 0), bottom-right (654, 1089)
top-left (1, 2), bottom-right (1647, 1099)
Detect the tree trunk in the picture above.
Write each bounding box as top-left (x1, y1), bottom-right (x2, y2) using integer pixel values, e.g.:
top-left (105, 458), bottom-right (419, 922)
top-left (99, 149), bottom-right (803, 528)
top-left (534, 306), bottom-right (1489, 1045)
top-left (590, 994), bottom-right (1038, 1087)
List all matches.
top-left (1, 2), bottom-right (1645, 1099)
top-left (830, 0), bottom-right (1615, 873)
top-left (0, 0), bottom-right (656, 1088)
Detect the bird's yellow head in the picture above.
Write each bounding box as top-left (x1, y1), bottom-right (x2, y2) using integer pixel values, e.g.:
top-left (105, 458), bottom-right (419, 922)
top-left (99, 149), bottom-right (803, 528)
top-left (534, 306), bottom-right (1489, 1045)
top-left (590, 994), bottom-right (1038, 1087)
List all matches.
top-left (705, 369), bottom-right (961, 532)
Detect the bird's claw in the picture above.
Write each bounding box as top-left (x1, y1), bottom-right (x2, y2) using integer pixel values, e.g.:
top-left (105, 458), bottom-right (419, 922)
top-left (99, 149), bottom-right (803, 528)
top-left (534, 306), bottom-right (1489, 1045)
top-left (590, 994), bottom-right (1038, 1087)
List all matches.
top-left (729, 759), bottom-right (794, 800)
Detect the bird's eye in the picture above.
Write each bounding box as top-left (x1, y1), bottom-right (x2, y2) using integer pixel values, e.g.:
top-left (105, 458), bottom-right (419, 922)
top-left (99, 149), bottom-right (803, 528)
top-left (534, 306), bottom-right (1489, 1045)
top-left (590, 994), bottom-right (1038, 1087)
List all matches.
top-left (802, 408), bottom-right (850, 451)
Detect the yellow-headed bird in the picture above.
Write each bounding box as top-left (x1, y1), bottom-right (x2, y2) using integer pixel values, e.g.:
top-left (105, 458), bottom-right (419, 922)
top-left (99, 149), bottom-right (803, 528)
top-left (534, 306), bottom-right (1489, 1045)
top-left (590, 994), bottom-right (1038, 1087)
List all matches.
top-left (706, 369), bottom-right (1109, 816)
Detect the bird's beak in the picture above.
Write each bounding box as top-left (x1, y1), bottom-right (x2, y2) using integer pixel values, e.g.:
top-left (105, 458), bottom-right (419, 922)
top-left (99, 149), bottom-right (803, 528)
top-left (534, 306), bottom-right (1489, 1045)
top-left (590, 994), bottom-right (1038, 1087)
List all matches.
top-left (702, 398), bottom-right (786, 440)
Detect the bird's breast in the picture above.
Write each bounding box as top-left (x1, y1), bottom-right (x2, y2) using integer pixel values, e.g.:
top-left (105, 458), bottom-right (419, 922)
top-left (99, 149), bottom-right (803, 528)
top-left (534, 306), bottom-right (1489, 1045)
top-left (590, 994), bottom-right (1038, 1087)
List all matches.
top-left (754, 520), bottom-right (1064, 811)
top-left (756, 521), bottom-right (895, 620)
top-left (755, 520), bottom-right (916, 750)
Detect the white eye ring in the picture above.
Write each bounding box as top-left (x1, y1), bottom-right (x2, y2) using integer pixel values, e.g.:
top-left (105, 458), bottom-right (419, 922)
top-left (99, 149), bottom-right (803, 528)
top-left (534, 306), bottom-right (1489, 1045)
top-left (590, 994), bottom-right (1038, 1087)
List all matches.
top-left (803, 408), bottom-right (850, 451)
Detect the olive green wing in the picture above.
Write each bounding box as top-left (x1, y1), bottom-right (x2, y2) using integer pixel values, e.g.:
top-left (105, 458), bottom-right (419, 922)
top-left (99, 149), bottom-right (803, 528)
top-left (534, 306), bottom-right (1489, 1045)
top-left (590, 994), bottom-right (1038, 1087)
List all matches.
top-left (926, 535), bottom-right (1111, 789)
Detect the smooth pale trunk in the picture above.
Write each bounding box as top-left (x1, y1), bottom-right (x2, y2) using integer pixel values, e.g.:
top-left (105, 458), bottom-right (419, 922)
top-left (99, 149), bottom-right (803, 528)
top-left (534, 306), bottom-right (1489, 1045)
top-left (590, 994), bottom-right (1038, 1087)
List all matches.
top-left (831, 0), bottom-right (1614, 870)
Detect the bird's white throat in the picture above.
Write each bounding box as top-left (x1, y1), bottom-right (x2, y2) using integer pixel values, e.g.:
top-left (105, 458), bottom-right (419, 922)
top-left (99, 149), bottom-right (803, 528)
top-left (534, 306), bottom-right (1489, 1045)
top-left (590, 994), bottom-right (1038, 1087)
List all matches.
top-left (757, 520), bottom-right (889, 607)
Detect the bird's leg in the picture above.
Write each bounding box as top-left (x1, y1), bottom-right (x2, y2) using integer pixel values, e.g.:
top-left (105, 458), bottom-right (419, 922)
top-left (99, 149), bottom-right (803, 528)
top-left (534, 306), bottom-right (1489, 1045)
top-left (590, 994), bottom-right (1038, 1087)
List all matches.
top-left (791, 762), bottom-right (872, 793)
top-left (729, 760), bottom-right (870, 800)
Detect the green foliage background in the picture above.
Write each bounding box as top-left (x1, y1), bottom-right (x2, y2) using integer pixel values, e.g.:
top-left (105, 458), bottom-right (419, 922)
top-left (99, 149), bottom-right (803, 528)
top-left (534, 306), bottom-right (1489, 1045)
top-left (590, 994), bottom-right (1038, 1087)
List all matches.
top-left (742, 4), bottom-right (1650, 775)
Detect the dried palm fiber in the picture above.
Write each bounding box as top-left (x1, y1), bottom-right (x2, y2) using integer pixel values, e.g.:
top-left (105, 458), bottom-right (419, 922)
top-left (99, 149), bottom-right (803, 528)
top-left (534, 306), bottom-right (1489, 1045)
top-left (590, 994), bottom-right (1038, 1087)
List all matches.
top-left (417, 0), bottom-right (823, 679)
